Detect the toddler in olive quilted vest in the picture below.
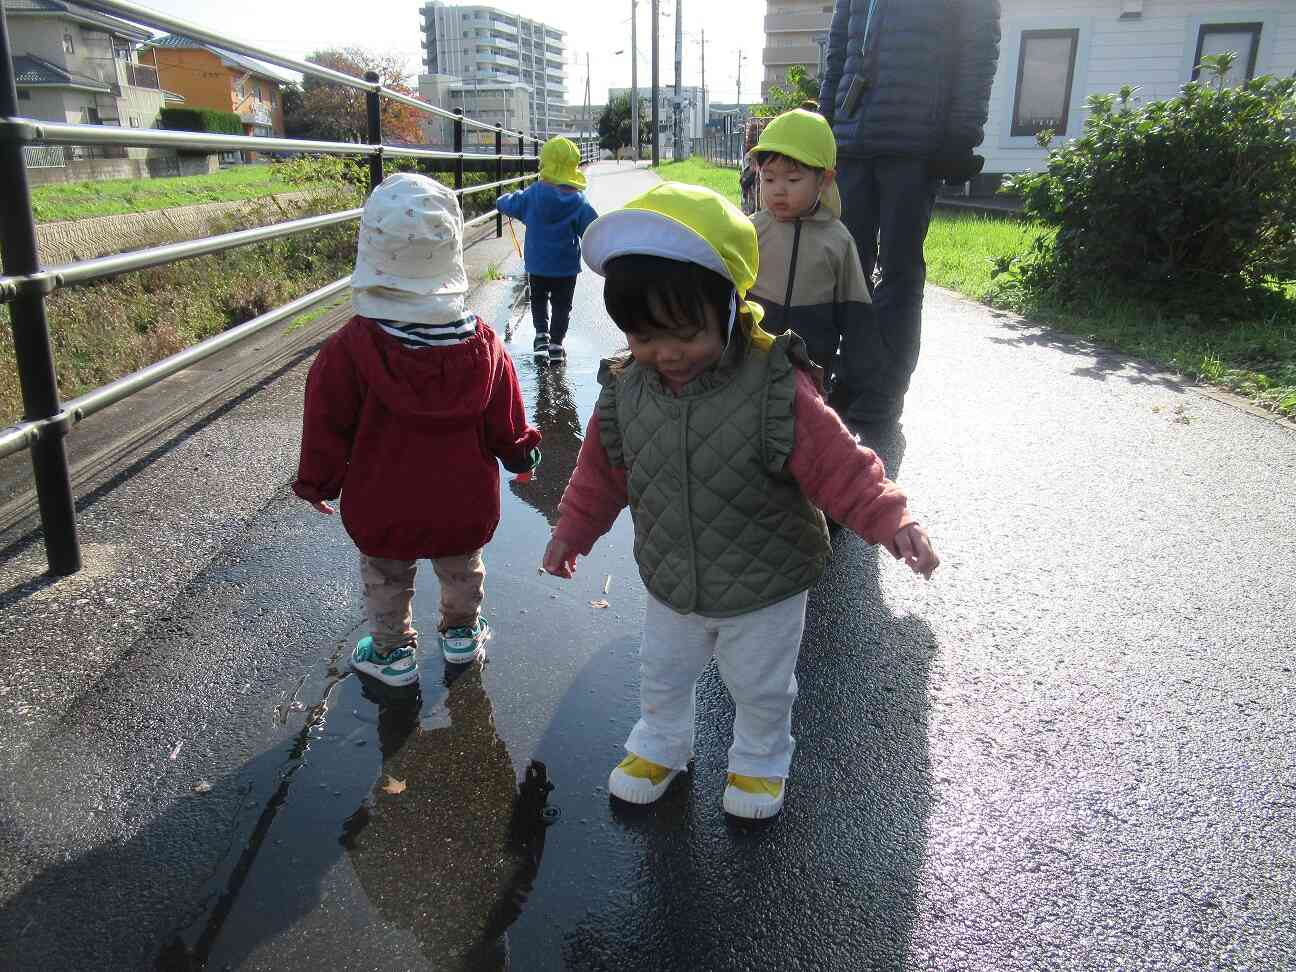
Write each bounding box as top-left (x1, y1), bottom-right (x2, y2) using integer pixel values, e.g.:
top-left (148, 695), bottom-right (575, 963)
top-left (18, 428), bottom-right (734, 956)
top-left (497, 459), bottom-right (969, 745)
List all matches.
top-left (541, 183), bottom-right (938, 820)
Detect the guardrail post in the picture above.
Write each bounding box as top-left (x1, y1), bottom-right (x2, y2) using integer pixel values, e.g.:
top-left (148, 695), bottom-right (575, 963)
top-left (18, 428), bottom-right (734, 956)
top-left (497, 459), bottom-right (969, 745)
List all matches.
top-left (363, 70), bottom-right (383, 194)
top-left (0, 5), bottom-right (81, 574)
top-left (452, 108), bottom-right (464, 194)
top-left (494, 124), bottom-right (504, 239)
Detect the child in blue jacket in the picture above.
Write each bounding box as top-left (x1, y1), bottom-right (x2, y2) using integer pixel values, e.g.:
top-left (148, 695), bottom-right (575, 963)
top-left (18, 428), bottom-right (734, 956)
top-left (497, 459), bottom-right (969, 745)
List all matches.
top-left (497, 137), bottom-right (598, 362)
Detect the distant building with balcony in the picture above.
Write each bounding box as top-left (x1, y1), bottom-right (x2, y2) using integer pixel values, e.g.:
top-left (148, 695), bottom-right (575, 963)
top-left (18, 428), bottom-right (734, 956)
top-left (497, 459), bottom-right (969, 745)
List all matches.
top-left (417, 73), bottom-right (532, 149)
top-left (420, 2), bottom-right (568, 135)
top-left (5, 0), bottom-right (170, 153)
top-left (762, 0), bottom-right (833, 97)
top-left (141, 34), bottom-right (289, 141)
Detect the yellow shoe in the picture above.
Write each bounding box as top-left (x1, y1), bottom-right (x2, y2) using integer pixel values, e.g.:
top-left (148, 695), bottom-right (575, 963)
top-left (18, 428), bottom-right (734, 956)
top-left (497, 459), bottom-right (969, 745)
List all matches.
top-left (723, 772), bottom-right (785, 819)
top-left (608, 753), bottom-right (681, 805)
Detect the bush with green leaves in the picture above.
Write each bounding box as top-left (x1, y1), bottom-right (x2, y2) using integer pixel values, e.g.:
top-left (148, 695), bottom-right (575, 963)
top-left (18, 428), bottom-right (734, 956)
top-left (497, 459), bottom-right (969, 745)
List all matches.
top-left (1000, 55), bottom-right (1296, 310)
top-left (159, 107), bottom-right (244, 136)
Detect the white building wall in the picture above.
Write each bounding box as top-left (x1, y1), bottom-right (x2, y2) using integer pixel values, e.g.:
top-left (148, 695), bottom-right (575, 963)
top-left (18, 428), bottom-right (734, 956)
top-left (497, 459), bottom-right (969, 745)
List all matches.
top-left (984, 0), bottom-right (1296, 179)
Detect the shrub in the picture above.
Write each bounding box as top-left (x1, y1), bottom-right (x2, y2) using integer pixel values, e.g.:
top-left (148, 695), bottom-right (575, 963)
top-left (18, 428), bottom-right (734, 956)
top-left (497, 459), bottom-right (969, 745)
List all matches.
top-left (160, 108), bottom-right (244, 136)
top-left (1000, 57), bottom-right (1296, 312)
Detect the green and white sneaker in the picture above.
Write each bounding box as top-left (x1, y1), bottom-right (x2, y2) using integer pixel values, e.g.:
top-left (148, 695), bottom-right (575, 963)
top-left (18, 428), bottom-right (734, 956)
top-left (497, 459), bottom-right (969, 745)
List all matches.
top-left (439, 617), bottom-right (492, 664)
top-left (350, 636), bottom-right (418, 687)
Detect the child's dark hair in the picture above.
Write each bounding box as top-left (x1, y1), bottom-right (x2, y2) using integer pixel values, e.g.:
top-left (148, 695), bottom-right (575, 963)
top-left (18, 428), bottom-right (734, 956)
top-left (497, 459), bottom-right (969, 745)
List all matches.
top-left (603, 254), bottom-right (733, 338)
top-left (751, 150), bottom-right (823, 174)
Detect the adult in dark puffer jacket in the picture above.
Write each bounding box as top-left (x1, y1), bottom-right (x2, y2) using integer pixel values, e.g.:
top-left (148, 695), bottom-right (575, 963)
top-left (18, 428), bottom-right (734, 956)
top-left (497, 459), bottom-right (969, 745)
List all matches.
top-left (819, 0), bottom-right (1001, 423)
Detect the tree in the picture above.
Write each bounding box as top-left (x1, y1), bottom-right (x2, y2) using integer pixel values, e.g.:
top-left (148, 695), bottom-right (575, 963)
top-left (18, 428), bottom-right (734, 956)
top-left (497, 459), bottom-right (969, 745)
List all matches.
top-left (285, 49), bottom-right (426, 144)
top-left (753, 66), bottom-right (820, 118)
top-left (597, 95), bottom-right (652, 153)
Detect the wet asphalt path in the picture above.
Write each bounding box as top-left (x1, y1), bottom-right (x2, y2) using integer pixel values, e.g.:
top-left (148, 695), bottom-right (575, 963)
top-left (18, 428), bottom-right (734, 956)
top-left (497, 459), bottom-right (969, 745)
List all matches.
top-left (2, 161), bottom-right (1294, 970)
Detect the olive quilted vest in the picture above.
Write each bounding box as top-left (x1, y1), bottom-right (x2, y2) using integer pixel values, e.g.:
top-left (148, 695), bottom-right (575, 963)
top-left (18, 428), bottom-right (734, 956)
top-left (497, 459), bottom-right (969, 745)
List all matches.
top-left (597, 334), bottom-right (830, 617)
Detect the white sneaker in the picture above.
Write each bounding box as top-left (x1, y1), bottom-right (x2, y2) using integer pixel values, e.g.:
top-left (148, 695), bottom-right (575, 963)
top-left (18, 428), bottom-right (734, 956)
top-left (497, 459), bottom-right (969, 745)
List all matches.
top-left (439, 617), bottom-right (492, 664)
top-left (349, 636), bottom-right (418, 687)
top-left (722, 773), bottom-right (785, 819)
top-left (608, 753), bottom-right (681, 804)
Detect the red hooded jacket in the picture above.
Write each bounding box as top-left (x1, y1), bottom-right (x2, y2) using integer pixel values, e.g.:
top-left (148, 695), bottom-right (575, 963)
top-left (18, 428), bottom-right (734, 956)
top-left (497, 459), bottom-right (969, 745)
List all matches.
top-left (292, 315), bottom-right (541, 560)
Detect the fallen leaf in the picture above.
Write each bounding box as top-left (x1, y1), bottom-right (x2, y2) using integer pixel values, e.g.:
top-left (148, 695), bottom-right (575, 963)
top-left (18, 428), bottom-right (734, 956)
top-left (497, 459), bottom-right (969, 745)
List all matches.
top-left (382, 776), bottom-right (407, 795)
top-left (192, 780), bottom-right (213, 794)
top-left (590, 599), bottom-right (609, 609)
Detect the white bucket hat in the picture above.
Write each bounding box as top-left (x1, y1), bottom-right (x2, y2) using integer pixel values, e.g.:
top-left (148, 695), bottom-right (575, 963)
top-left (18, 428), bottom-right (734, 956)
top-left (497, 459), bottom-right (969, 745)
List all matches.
top-left (351, 172), bottom-right (469, 325)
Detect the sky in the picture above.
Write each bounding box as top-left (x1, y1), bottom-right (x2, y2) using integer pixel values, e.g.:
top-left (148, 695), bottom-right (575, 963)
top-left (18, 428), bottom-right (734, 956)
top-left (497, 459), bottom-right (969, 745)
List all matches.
top-left (124, 0), bottom-right (768, 107)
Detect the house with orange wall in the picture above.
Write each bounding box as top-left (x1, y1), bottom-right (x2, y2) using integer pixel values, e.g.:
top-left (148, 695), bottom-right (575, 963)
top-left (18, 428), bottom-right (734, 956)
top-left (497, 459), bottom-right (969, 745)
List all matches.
top-left (140, 34), bottom-right (290, 140)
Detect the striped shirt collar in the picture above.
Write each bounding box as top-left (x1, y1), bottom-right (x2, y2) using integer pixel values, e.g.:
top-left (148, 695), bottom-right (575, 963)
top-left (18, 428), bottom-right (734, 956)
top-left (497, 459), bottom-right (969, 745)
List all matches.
top-left (375, 315), bottom-right (478, 349)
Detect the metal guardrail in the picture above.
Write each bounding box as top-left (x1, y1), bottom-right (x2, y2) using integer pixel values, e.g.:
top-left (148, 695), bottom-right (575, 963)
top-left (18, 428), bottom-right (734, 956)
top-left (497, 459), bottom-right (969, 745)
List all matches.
top-left (0, 0), bottom-right (598, 574)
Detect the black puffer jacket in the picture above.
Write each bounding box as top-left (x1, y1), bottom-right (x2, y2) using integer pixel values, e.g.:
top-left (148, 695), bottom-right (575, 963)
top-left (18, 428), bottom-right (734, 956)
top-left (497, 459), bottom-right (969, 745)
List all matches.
top-left (818, 0), bottom-right (1001, 159)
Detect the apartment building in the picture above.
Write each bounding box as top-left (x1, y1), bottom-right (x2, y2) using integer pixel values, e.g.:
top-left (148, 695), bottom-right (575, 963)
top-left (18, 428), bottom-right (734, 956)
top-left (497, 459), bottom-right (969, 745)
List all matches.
top-left (419, 1), bottom-right (567, 134)
top-left (762, 0), bottom-right (833, 97)
top-left (142, 34), bottom-right (289, 139)
top-left (417, 73), bottom-right (532, 148)
top-left (5, 0), bottom-right (167, 153)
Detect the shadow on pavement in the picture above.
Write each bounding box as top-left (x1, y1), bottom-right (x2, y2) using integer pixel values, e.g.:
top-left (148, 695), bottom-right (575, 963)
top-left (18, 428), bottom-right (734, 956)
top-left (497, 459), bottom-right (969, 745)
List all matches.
top-left (0, 662), bottom-right (553, 972)
top-left (985, 321), bottom-right (1187, 391)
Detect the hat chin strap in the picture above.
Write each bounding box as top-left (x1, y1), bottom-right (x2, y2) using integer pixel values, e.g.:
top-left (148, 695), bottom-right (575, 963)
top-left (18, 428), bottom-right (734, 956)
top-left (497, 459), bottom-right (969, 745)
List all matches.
top-left (725, 289), bottom-right (738, 346)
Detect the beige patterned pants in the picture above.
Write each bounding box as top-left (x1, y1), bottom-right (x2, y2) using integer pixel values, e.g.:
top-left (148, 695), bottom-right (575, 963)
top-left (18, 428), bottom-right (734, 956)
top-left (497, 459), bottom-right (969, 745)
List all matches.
top-left (359, 550), bottom-right (486, 653)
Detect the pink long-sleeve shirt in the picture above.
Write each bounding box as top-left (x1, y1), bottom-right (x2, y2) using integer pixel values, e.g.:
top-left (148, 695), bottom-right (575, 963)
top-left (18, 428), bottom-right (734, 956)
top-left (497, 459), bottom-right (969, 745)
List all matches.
top-left (554, 369), bottom-right (914, 558)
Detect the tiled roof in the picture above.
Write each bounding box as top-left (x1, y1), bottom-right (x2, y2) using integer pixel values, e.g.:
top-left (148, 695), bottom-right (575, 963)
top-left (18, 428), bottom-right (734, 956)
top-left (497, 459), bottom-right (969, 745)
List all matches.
top-left (146, 34), bottom-right (295, 84)
top-left (5, 0), bottom-right (153, 41)
top-left (12, 52), bottom-right (111, 92)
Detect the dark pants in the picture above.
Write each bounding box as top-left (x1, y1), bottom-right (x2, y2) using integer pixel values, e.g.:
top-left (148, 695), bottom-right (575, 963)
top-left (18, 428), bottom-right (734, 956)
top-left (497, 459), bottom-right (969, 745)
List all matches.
top-left (835, 156), bottom-right (938, 421)
top-left (752, 296), bottom-right (844, 390)
top-left (529, 274), bottom-right (577, 345)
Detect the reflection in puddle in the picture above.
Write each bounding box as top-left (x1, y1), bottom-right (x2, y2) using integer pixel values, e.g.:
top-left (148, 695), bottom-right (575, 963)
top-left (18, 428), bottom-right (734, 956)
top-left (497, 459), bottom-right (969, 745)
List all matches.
top-left (149, 656), bottom-right (553, 971)
top-left (509, 365), bottom-right (584, 526)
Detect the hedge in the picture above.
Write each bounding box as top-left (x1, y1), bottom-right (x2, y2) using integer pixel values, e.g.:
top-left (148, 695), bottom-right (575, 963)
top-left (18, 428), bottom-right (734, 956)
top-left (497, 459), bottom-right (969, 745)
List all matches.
top-left (159, 108), bottom-right (244, 136)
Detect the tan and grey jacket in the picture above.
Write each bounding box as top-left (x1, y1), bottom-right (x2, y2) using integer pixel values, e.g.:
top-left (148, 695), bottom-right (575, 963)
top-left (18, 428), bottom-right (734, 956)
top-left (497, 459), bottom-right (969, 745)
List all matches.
top-left (748, 205), bottom-right (872, 362)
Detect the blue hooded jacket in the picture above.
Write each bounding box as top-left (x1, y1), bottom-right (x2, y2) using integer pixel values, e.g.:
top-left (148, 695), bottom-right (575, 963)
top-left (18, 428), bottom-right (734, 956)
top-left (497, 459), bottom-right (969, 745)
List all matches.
top-left (496, 181), bottom-right (598, 278)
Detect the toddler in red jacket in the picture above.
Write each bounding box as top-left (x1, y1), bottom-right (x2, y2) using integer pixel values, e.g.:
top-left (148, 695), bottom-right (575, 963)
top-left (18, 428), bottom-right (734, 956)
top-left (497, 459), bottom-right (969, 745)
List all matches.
top-left (293, 173), bottom-right (541, 686)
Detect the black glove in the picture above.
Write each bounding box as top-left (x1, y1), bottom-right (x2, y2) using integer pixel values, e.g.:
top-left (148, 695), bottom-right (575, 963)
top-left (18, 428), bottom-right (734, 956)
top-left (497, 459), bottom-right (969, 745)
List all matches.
top-left (926, 150), bottom-right (985, 184)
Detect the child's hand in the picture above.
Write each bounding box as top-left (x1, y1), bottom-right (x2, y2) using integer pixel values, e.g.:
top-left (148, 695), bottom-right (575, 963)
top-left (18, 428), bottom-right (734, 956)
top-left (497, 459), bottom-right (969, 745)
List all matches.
top-left (542, 537), bottom-right (578, 578)
top-left (308, 499), bottom-right (336, 515)
top-left (890, 523), bottom-right (939, 579)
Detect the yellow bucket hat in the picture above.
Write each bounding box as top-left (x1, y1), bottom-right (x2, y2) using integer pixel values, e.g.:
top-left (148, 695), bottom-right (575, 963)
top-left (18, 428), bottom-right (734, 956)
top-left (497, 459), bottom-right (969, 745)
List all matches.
top-left (581, 181), bottom-right (770, 335)
top-left (538, 136), bottom-right (587, 189)
top-left (749, 108), bottom-right (842, 217)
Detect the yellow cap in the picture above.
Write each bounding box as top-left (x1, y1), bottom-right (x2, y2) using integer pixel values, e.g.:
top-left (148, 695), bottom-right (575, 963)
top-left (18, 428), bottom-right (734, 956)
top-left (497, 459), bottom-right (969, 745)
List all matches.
top-left (581, 181), bottom-right (771, 336)
top-left (538, 136), bottom-right (587, 189)
top-left (749, 108), bottom-right (842, 217)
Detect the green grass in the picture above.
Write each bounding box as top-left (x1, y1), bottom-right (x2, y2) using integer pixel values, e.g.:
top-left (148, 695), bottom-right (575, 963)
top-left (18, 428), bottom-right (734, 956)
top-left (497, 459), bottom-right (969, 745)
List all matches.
top-left (30, 164), bottom-right (297, 222)
top-left (659, 159), bottom-right (1296, 420)
top-left (285, 295), bottom-right (350, 335)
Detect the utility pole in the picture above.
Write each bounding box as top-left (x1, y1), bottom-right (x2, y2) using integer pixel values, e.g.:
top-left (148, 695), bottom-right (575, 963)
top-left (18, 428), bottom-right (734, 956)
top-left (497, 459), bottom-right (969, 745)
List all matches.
top-left (584, 51), bottom-right (591, 142)
top-left (672, 0), bottom-right (683, 160)
top-left (650, 0), bottom-right (660, 166)
top-left (736, 49), bottom-right (743, 113)
top-left (630, 0), bottom-right (639, 162)
top-left (700, 29), bottom-right (707, 126)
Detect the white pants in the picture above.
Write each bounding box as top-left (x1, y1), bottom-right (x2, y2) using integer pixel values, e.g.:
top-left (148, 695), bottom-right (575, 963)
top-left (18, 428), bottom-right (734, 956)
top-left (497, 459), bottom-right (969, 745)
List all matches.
top-left (624, 592), bottom-right (808, 779)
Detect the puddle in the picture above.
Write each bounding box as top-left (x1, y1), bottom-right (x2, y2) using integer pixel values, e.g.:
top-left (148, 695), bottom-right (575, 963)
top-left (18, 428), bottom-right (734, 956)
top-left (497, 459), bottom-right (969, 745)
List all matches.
top-left (155, 637), bottom-right (555, 971)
